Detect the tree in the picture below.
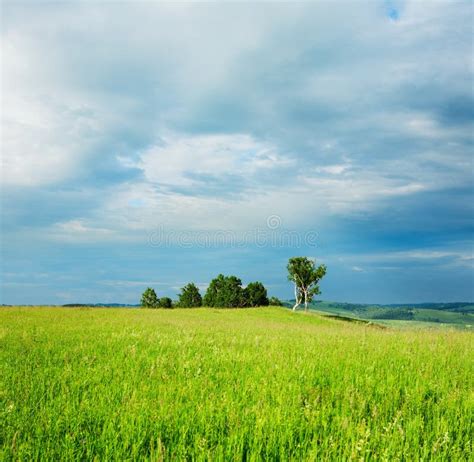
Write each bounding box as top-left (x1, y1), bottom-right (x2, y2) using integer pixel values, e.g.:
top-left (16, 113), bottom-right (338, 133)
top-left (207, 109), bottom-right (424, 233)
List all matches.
top-left (141, 287), bottom-right (159, 308)
top-left (178, 283), bottom-right (202, 308)
top-left (269, 296), bottom-right (283, 306)
top-left (287, 257), bottom-right (327, 311)
top-left (203, 274), bottom-right (246, 307)
top-left (158, 297), bottom-right (173, 308)
top-left (244, 281), bottom-right (269, 307)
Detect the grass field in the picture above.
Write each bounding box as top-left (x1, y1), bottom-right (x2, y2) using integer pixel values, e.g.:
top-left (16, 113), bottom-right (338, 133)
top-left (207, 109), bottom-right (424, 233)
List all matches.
top-left (1, 307), bottom-right (473, 460)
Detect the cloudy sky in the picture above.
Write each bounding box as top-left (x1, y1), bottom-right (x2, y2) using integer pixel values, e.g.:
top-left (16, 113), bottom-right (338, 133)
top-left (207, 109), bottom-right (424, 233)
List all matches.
top-left (1, 0), bottom-right (473, 305)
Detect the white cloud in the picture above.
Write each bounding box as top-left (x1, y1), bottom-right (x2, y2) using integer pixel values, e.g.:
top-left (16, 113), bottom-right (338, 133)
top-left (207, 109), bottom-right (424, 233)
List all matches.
top-left (315, 164), bottom-right (350, 175)
top-left (51, 219), bottom-right (118, 242)
top-left (298, 174), bottom-right (427, 213)
top-left (127, 133), bottom-right (293, 188)
top-left (1, 30), bottom-right (106, 187)
top-left (1, 94), bottom-right (101, 187)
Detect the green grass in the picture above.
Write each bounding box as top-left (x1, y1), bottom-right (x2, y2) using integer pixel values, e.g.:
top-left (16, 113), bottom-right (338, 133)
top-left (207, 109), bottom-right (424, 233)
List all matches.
top-left (1, 307), bottom-right (473, 460)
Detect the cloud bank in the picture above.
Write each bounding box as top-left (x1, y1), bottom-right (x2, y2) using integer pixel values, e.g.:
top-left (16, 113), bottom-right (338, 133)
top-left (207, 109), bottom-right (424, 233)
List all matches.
top-left (1, 1), bottom-right (472, 303)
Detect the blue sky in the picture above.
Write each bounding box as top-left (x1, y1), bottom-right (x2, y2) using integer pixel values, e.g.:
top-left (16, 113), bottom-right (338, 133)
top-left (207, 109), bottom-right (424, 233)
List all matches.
top-left (1, 1), bottom-right (473, 305)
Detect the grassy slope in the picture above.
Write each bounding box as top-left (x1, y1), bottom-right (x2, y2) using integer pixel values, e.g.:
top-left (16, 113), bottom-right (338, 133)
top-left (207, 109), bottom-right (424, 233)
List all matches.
top-left (1, 307), bottom-right (473, 460)
top-left (307, 301), bottom-right (474, 329)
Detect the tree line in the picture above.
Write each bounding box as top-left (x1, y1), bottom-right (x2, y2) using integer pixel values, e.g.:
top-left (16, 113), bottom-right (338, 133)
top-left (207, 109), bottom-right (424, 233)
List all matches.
top-left (141, 276), bottom-right (282, 308)
top-left (140, 257), bottom-right (326, 310)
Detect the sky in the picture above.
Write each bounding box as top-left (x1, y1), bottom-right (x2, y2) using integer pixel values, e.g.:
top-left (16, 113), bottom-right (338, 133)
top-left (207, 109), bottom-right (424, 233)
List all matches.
top-left (1, 0), bottom-right (473, 305)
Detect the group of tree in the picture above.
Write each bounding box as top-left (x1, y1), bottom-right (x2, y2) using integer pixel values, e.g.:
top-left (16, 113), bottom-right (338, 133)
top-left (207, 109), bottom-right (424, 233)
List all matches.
top-left (141, 277), bottom-right (277, 309)
top-left (140, 288), bottom-right (172, 308)
top-left (203, 275), bottom-right (270, 308)
top-left (140, 257), bottom-right (326, 311)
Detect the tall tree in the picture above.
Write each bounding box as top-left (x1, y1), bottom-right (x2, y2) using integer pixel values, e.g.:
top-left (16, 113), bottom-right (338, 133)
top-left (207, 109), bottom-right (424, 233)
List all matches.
top-left (141, 287), bottom-right (159, 308)
top-left (178, 283), bottom-right (202, 308)
top-left (203, 274), bottom-right (246, 307)
top-left (244, 282), bottom-right (269, 307)
top-left (287, 257), bottom-right (327, 311)
top-left (203, 274), bottom-right (225, 307)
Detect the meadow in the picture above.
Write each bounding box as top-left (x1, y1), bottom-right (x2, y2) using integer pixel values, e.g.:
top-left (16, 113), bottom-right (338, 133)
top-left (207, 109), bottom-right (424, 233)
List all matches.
top-left (1, 307), bottom-right (473, 460)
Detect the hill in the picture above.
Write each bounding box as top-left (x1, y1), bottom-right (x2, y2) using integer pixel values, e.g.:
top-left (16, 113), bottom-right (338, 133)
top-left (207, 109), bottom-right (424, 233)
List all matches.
top-left (282, 301), bottom-right (474, 329)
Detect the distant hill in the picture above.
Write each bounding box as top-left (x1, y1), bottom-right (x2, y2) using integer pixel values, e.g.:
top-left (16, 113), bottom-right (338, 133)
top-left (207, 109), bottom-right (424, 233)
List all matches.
top-left (287, 300), bottom-right (474, 328)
